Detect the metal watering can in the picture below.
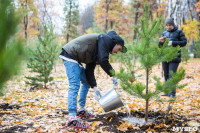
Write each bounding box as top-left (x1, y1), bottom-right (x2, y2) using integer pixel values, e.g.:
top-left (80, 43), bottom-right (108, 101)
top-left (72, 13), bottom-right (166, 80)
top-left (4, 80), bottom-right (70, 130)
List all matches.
top-left (96, 86), bottom-right (124, 112)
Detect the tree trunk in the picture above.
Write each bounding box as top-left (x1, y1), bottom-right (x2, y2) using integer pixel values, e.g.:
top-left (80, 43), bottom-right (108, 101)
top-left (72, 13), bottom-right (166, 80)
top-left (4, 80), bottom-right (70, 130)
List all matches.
top-left (168, 0), bottom-right (198, 27)
top-left (42, 0), bottom-right (52, 23)
top-left (197, 0), bottom-right (200, 27)
top-left (110, 21), bottom-right (114, 29)
top-left (145, 68), bottom-right (149, 122)
top-left (149, 10), bottom-right (153, 21)
top-left (44, 40), bottom-right (47, 89)
top-left (105, 0), bottom-right (112, 33)
top-left (24, 0), bottom-right (28, 45)
top-left (133, 2), bottom-right (140, 40)
top-left (145, 99), bottom-right (149, 122)
top-left (105, 0), bottom-right (109, 33)
top-left (66, 1), bottom-right (72, 43)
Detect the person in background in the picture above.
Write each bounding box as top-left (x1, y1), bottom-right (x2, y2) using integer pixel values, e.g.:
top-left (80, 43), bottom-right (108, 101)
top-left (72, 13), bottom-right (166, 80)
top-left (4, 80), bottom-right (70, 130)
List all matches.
top-left (59, 31), bottom-right (127, 130)
top-left (159, 18), bottom-right (187, 98)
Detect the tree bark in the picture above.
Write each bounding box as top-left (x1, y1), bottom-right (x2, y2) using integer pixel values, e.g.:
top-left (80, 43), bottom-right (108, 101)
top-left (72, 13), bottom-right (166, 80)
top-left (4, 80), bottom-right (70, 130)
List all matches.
top-left (44, 43), bottom-right (47, 89)
top-left (145, 68), bottom-right (149, 122)
top-left (105, 0), bottom-right (112, 33)
top-left (66, 1), bottom-right (72, 43)
top-left (133, 2), bottom-right (140, 40)
top-left (24, 0), bottom-right (28, 45)
top-left (110, 21), bottom-right (114, 29)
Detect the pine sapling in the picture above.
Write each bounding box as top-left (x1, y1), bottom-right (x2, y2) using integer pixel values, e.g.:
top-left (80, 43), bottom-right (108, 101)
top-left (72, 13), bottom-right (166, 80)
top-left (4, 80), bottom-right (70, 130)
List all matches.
top-left (26, 24), bottom-right (56, 89)
top-left (115, 3), bottom-right (185, 122)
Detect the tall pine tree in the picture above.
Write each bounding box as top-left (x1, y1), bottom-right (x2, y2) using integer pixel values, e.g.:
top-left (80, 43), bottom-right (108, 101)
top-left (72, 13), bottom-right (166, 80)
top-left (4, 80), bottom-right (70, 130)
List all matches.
top-left (116, 3), bottom-right (186, 122)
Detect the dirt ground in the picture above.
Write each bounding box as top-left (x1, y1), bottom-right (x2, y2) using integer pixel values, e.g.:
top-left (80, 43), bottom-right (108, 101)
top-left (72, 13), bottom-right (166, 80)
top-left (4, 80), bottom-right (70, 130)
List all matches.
top-left (0, 59), bottom-right (200, 132)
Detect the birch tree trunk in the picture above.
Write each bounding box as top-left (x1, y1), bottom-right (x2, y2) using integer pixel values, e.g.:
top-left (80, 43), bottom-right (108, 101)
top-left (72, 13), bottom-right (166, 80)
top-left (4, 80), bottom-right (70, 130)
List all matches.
top-left (168, 0), bottom-right (198, 27)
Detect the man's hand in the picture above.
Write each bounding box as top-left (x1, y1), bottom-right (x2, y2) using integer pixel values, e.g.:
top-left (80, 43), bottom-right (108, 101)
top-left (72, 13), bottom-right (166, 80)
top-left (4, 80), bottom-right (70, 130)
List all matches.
top-left (112, 77), bottom-right (118, 86)
top-left (159, 37), bottom-right (167, 43)
top-left (94, 87), bottom-right (101, 101)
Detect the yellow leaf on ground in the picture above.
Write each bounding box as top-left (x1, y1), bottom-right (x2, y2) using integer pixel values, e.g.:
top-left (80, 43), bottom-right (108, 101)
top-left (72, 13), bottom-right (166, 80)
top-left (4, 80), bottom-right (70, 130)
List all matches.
top-left (154, 123), bottom-right (164, 129)
top-left (98, 108), bottom-right (103, 113)
top-left (35, 128), bottom-right (43, 132)
top-left (127, 122), bottom-right (133, 129)
top-left (146, 126), bottom-right (155, 132)
top-left (18, 99), bottom-right (22, 102)
top-left (197, 98), bottom-right (200, 103)
top-left (118, 122), bottom-right (129, 131)
top-left (4, 96), bottom-right (12, 100)
top-left (92, 121), bottom-right (97, 130)
top-left (14, 121), bottom-right (24, 124)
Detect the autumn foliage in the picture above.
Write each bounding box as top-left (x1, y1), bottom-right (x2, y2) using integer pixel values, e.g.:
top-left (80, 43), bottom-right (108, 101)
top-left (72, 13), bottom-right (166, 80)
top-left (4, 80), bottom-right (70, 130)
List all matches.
top-left (180, 20), bottom-right (200, 44)
top-left (94, 0), bottom-right (131, 35)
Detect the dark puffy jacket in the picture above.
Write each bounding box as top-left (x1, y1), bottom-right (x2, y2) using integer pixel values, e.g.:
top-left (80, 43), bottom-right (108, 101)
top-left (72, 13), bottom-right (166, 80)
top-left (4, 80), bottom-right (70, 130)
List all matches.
top-left (86, 31), bottom-right (124, 88)
top-left (62, 31), bottom-right (124, 88)
top-left (63, 34), bottom-right (100, 64)
top-left (159, 26), bottom-right (187, 63)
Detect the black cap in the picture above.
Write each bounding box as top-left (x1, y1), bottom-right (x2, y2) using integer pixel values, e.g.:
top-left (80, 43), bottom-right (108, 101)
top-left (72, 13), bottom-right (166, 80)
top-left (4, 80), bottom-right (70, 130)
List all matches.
top-left (107, 31), bottom-right (127, 53)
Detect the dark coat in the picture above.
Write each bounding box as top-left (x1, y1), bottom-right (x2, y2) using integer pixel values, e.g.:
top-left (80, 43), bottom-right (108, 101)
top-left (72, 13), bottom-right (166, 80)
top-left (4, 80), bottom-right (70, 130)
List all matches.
top-left (62, 33), bottom-right (100, 64)
top-left (86, 31), bottom-right (124, 88)
top-left (159, 26), bottom-right (187, 63)
top-left (61, 31), bottom-right (124, 88)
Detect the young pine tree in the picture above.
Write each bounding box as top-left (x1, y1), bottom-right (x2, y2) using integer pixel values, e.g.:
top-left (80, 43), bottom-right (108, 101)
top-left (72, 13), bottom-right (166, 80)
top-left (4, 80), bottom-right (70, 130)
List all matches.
top-left (116, 3), bottom-right (185, 122)
top-left (181, 46), bottom-right (190, 63)
top-left (0, 0), bottom-right (24, 95)
top-left (26, 24), bottom-right (56, 89)
top-left (111, 41), bottom-right (138, 84)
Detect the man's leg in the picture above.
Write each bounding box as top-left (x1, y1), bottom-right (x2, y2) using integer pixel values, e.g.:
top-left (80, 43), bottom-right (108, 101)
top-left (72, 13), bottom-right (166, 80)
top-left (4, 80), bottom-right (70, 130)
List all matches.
top-left (161, 62), bottom-right (169, 96)
top-left (64, 61), bottom-right (90, 130)
top-left (168, 62), bottom-right (179, 97)
top-left (79, 67), bottom-right (90, 108)
top-left (63, 60), bottom-right (81, 117)
top-left (77, 67), bottom-right (95, 119)
top-left (162, 62), bottom-right (169, 81)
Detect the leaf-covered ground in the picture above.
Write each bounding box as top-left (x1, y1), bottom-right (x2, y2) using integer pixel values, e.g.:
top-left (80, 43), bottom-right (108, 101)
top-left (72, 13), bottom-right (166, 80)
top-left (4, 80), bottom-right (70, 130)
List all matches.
top-left (0, 59), bottom-right (200, 132)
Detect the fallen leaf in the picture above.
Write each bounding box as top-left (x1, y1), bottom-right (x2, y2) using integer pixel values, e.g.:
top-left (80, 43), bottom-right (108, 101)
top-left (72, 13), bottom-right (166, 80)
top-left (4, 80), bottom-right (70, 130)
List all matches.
top-left (154, 123), bottom-right (164, 129)
top-left (118, 122), bottom-right (129, 131)
top-left (14, 120), bottom-right (24, 124)
top-left (98, 108), bottom-right (103, 113)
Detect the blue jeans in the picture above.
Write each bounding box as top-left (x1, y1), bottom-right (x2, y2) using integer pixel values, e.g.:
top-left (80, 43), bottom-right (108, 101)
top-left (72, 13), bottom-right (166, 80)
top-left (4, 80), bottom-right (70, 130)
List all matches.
top-left (63, 60), bottom-right (90, 114)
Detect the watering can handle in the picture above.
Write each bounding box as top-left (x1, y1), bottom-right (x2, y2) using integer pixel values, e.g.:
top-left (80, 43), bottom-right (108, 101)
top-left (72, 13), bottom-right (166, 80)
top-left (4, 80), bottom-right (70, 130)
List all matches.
top-left (94, 87), bottom-right (102, 101)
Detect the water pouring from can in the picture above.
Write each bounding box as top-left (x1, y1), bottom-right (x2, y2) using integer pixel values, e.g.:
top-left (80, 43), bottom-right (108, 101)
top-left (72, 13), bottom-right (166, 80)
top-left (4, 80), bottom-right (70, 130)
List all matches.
top-left (95, 86), bottom-right (131, 116)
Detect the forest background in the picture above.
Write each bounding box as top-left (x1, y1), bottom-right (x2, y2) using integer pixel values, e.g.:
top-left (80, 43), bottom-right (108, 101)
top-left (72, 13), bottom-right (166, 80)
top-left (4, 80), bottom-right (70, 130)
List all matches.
top-left (0, 0), bottom-right (200, 132)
